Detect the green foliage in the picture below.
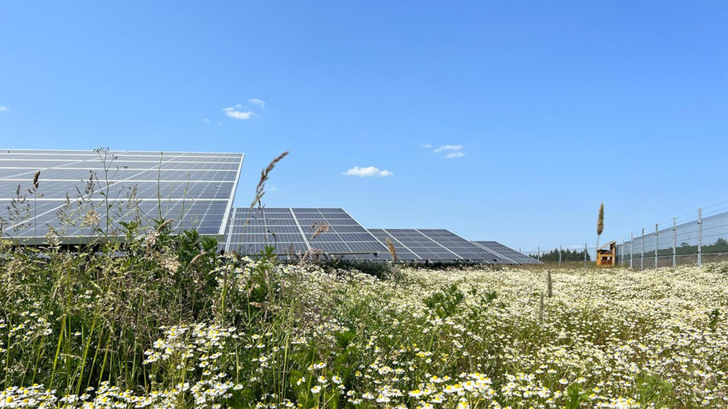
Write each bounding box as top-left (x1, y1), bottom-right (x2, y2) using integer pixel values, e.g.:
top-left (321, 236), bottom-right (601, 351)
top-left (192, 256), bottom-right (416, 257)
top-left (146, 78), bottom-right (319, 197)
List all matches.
top-left (708, 308), bottom-right (721, 330)
top-left (636, 374), bottom-right (674, 408)
top-left (564, 384), bottom-right (588, 409)
top-left (424, 283), bottom-right (465, 318)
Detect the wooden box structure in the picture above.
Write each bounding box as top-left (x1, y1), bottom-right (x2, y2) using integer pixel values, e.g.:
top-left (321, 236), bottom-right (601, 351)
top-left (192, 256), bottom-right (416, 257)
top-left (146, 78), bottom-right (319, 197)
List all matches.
top-left (596, 240), bottom-right (616, 267)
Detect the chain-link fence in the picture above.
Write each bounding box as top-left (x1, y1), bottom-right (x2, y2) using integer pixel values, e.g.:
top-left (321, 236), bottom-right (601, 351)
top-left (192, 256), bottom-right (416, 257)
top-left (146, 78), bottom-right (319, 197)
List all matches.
top-left (616, 202), bottom-right (728, 269)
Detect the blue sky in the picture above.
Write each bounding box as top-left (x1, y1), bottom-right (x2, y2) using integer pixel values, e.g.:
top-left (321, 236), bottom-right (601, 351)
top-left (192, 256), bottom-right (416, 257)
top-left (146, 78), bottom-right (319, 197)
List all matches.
top-left (1, 1), bottom-right (727, 253)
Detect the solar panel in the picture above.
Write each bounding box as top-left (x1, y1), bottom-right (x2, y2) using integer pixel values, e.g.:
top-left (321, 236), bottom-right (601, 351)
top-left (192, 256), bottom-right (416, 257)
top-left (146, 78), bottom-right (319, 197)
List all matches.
top-left (224, 207), bottom-right (388, 260)
top-left (369, 229), bottom-right (500, 263)
top-left (0, 149), bottom-right (243, 243)
top-left (472, 241), bottom-right (543, 264)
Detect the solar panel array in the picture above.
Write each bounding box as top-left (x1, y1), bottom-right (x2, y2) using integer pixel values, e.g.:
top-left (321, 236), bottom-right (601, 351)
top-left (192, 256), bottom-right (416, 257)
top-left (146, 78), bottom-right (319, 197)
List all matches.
top-left (1, 150), bottom-right (538, 264)
top-left (472, 241), bottom-right (542, 264)
top-left (224, 208), bottom-right (388, 259)
top-left (370, 229), bottom-right (508, 263)
top-left (0, 149), bottom-right (243, 242)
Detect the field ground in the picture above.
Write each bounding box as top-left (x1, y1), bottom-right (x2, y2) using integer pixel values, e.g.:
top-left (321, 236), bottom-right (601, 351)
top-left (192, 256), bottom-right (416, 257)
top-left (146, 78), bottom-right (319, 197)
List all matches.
top-left (1, 241), bottom-right (727, 408)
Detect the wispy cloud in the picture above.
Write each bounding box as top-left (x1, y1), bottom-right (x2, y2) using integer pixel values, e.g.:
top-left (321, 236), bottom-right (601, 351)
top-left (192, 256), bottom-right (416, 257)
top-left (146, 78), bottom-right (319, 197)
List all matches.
top-left (0, 106), bottom-right (9, 112)
top-left (202, 118), bottom-right (210, 123)
top-left (249, 98), bottom-right (265, 108)
top-left (434, 145), bottom-right (462, 153)
top-left (343, 166), bottom-right (393, 177)
top-left (432, 144), bottom-right (465, 159)
top-left (444, 151), bottom-right (465, 159)
top-left (223, 106), bottom-right (255, 120)
top-left (420, 143), bottom-right (432, 148)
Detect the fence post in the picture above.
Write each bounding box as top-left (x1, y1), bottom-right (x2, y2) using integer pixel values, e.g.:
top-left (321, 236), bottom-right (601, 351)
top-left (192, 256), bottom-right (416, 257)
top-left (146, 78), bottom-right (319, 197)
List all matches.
top-left (630, 232), bottom-right (633, 269)
top-left (641, 228), bottom-right (645, 270)
top-left (584, 242), bottom-right (588, 267)
top-left (655, 223), bottom-right (659, 269)
top-left (698, 208), bottom-right (702, 267)
top-left (559, 245), bottom-right (562, 266)
top-left (621, 238), bottom-right (625, 266)
top-left (538, 246), bottom-right (541, 261)
top-left (672, 217), bottom-right (677, 267)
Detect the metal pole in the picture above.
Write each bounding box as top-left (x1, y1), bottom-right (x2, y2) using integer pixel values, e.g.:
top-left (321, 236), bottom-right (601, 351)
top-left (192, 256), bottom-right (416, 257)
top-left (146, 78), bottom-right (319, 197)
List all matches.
top-left (655, 223), bottom-right (659, 269)
top-left (672, 217), bottom-right (677, 267)
top-left (641, 228), bottom-right (645, 270)
top-left (584, 242), bottom-right (588, 267)
top-left (698, 208), bottom-right (702, 267)
top-left (559, 245), bottom-right (562, 266)
top-left (630, 232), bottom-right (633, 269)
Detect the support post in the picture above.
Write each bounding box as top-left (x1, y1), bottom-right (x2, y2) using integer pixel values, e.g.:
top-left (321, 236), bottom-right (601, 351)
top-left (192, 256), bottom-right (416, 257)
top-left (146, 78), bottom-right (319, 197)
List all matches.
top-left (655, 223), bottom-right (659, 269)
top-left (672, 217), bottom-right (677, 267)
top-left (538, 246), bottom-right (541, 261)
top-left (584, 242), bottom-right (588, 267)
top-left (621, 238), bottom-right (625, 266)
top-left (698, 208), bottom-right (702, 267)
top-left (630, 232), bottom-right (633, 269)
top-left (559, 245), bottom-right (562, 266)
top-left (641, 228), bottom-right (645, 270)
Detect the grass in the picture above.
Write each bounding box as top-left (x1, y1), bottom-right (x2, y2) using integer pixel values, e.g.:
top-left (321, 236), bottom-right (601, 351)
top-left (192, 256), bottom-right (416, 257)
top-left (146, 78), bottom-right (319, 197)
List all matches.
top-left (1, 239), bottom-right (727, 408)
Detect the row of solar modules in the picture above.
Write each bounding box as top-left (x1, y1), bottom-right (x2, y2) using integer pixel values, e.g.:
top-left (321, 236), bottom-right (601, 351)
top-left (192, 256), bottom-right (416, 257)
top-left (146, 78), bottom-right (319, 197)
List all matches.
top-left (0, 149), bottom-right (244, 242)
top-left (224, 207), bottom-right (541, 264)
top-left (0, 150), bottom-right (539, 264)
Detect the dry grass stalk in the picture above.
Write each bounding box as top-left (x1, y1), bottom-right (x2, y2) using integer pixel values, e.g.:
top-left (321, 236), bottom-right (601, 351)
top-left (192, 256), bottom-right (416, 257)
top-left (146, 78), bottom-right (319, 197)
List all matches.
top-left (538, 291), bottom-right (545, 325)
top-left (32, 171), bottom-right (41, 190)
top-left (546, 269), bottom-right (553, 298)
top-left (250, 151), bottom-right (289, 209)
top-left (386, 238), bottom-right (398, 264)
top-left (596, 202), bottom-right (604, 249)
top-left (299, 248), bottom-right (324, 266)
top-left (310, 222), bottom-right (330, 241)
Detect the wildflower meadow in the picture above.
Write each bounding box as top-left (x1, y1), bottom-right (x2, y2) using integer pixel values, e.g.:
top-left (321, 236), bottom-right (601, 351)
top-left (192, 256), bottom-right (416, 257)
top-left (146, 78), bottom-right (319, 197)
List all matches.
top-left (1, 235), bottom-right (727, 408)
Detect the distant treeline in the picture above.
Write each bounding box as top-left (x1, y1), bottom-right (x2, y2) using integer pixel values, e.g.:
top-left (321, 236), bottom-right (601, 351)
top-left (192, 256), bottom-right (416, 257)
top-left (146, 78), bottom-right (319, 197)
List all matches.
top-left (624, 238), bottom-right (728, 257)
top-left (529, 248), bottom-right (591, 263)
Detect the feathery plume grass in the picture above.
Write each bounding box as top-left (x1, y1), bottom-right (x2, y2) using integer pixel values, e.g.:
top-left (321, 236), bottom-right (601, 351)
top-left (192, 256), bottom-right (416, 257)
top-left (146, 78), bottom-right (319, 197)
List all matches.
top-left (596, 202), bottom-right (604, 250)
top-left (386, 238), bottom-right (397, 264)
top-left (309, 222), bottom-right (331, 241)
top-left (250, 151), bottom-right (289, 209)
top-left (32, 171), bottom-right (41, 190)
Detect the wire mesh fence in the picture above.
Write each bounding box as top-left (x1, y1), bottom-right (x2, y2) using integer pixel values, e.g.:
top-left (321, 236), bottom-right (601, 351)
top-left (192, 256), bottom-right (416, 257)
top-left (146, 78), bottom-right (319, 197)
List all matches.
top-left (520, 244), bottom-right (597, 267)
top-left (523, 202), bottom-right (728, 269)
top-left (616, 202), bottom-right (728, 269)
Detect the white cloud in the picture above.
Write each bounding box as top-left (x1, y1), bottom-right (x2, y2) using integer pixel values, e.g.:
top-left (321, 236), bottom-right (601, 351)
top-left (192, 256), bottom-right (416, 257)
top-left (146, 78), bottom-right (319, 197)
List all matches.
top-left (420, 143), bottom-right (432, 148)
top-left (0, 106), bottom-right (9, 112)
top-left (223, 106), bottom-right (256, 120)
top-left (343, 166), bottom-right (394, 177)
top-left (445, 151), bottom-right (465, 159)
top-left (432, 144), bottom-right (465, 159)
top-left (217, 121), bottom-right (224, 126)
top-left (434, 145), bottom-right (463, 153)
top-left (249, 98), bottom-right (265, 108)
top-left (268, 185), bottom-right (278, 192)
top-left (202, 118), bottom-right (210, 122)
